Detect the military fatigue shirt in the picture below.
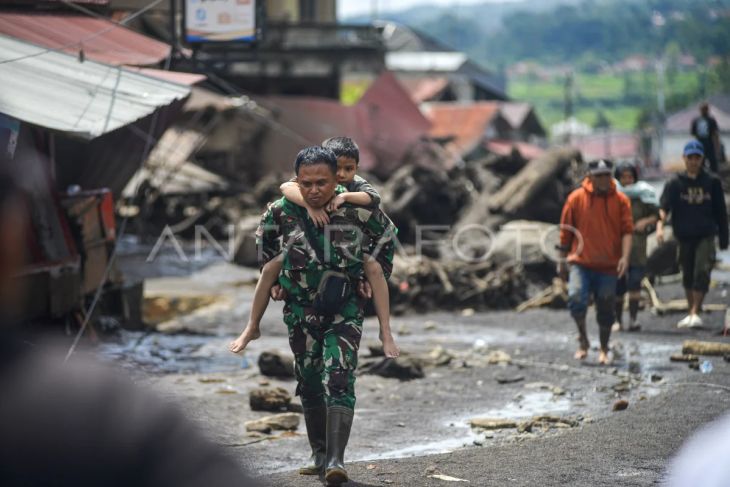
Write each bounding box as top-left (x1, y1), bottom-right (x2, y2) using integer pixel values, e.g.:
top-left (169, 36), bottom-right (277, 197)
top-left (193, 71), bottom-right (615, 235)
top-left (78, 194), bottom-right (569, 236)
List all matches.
top-left (256, 187), bottom-right (395, 306)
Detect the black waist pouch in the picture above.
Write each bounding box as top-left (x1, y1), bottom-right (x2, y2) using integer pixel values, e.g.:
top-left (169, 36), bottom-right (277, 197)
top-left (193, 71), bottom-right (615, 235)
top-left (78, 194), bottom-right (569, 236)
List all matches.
top-left (313, 270), bottom-right (351, 316)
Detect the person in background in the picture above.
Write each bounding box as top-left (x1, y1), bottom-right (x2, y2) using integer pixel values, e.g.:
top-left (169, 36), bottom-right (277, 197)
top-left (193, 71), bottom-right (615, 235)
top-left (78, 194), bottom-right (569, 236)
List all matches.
top-left (657, 140), bottom-right (728, 329)
top-left (691, 101), bottom-right (722, 173)
top-left (612, 161), bottom-right (660, 332)
top-left (558, 159), bottom-right (633, 365)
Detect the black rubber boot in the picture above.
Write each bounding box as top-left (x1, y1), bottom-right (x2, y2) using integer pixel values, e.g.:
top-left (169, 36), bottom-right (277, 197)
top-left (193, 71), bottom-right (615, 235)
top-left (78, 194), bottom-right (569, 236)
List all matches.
top-left (324, 406), bottom-right (354, 486)
top-left (298, 404), bottom-right (327, 475)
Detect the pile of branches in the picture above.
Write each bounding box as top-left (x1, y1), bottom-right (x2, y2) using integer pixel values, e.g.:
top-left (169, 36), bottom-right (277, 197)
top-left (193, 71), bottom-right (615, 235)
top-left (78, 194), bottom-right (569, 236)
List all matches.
top-left (388, 254), bottom-right (527, 314)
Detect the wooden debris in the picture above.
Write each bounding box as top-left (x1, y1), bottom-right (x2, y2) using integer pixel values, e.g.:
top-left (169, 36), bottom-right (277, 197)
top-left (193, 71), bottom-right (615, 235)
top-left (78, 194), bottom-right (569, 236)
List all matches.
top-left (516, 278), bottom-right (567, 312)
top-left (643, 278), bottom-right (726, 315)
top-left (249, 387), bottom-right (291, 412)
top-left (670, 354), bottom-right (699, 363)
top-left (682, 340), bottom-right (730, 357)
top-left (390, 255), bottom-right (526, 313)
top-left (469, 418), bottom-right (517, 430)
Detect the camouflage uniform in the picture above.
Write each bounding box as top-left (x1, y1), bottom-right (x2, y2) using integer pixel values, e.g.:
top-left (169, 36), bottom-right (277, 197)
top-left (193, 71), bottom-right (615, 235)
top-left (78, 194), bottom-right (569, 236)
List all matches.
top-left (256, 187), bottom-right (395, 410)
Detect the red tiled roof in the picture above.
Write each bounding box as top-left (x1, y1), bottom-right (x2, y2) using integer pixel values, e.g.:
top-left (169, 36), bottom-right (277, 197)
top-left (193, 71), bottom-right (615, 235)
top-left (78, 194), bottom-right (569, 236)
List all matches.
top-left (0, 12), bottom-right (170, 66)
top-left (423, 102), bottom-right (501, 155)
top-left (397, 76), bottom-right (450, 103)
top-left (257, 72), bottom-right (433, 177)
top-left (572, 132), bottom-right (639, 160)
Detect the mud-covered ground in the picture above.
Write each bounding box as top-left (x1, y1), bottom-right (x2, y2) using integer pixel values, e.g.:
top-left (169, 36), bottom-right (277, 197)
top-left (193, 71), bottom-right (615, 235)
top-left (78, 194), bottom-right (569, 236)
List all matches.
top-left (104, 244), bottom-right (730, 486)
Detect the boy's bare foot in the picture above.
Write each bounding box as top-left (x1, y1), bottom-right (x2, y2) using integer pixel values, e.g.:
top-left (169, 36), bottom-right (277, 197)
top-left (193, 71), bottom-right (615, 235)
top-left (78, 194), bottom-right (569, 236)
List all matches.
top-left (598, 350), bottom-right (611, 365)
top-left (229, 326), bottom-right (261, 354)
top-left (382, 335), bottom-right (400, 358)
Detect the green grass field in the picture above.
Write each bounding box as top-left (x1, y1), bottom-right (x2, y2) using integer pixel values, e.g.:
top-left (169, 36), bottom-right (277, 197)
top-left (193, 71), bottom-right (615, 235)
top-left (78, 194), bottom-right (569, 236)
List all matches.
top-left (508, 70), bottom-right (703, 134)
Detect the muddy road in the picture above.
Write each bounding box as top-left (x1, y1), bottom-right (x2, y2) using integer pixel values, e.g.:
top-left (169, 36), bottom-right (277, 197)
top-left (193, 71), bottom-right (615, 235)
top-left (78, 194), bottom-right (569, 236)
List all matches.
top-left (103, 248), bottom-right (730, 485)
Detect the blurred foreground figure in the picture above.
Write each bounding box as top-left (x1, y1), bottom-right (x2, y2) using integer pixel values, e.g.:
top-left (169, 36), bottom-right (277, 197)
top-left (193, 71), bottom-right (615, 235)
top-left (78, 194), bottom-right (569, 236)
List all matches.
top-left (666, 413), bottom-right (730, 487)
top-left (0, 173), bottom-right (258, 487)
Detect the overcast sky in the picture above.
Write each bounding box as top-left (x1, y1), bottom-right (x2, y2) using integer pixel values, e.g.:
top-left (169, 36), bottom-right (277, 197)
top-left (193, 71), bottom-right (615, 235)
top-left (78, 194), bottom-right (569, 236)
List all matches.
top-left (337, 0), bottom-right (525, 19)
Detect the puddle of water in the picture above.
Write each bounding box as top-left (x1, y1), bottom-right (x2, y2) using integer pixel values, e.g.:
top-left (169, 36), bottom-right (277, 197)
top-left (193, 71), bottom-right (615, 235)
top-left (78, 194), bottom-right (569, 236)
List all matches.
top-left (360, 433), bottom-right (481, 461)
top-left (98, 332), bottom-right (246, 374)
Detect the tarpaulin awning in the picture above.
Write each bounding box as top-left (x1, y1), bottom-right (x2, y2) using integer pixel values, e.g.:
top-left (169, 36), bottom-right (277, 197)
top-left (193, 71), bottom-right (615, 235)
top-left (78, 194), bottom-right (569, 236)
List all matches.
top-left (0, 35), bottom-right (190, 139)
top-left (0, 11), bottom-right (170, 66)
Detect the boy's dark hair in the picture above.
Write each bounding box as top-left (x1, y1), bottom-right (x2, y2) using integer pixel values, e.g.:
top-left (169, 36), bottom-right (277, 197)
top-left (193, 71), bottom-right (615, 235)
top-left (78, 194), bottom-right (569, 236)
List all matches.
top-left (294, 146), bottom-right (337, 176)
top-left (321, 137), bottom-right (359, 163)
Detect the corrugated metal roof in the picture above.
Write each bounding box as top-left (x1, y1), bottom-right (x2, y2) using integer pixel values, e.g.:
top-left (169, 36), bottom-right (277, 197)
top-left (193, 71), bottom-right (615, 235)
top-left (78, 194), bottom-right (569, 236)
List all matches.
top-left (0, 12), bottom-right (170, 66)
top-left (423, 102), bottom-right (502, 155)
top-left (0, 35), bottom-right (190, 139)
top-left (665, 98), bottom-right (730, 134)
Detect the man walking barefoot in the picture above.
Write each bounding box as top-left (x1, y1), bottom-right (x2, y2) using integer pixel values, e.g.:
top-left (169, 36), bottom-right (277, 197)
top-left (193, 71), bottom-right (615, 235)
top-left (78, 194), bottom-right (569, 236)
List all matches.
top-left (558, 159), bottom-right (633, 365)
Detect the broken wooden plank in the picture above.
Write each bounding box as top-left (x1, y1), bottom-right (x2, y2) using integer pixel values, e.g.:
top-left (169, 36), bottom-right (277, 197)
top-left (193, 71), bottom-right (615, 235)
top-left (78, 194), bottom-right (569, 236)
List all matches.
top-left (682, 340), bottom-right (730, 356)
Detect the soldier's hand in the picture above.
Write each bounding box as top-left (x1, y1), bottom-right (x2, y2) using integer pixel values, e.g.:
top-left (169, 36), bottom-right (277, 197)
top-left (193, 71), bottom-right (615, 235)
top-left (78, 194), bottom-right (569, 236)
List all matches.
top-left (270, 284), bottom-right (287, 301)
top-left (307, 207), bottom-right (329, 227)
top-left (357, 280), bottom-right (373, 299)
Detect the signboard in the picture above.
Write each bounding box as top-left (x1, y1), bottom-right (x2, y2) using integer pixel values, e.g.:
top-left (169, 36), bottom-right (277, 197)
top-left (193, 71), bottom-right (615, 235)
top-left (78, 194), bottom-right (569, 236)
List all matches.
top-left (184, 0), bottom-right (257, 43)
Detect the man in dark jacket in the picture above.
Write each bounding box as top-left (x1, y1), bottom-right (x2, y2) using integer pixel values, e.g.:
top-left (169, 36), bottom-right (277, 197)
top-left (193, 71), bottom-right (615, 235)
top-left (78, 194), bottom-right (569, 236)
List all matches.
top-left (691, 102), bottom-right (721, 173)
top-left (657, 140), bottom-right (729, 328)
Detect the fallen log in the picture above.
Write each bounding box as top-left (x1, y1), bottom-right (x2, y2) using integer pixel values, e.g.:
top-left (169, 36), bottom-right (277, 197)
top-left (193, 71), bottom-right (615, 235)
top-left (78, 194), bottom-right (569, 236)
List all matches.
top-left (516, 278), bottom-right (567, 312)
top-left (682, 340), bottom-right (730, 356)
top-left (488, 148), bottom-right (581, 216)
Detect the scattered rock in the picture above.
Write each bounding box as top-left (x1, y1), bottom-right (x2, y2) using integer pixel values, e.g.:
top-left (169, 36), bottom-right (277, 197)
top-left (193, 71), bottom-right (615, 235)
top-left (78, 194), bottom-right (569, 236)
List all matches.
top-left (649, 373), bottom-right (663, 383)
top-left (428, 473), bottom-right (470, 482)
top-left (473, 439), bottom-right (484, 446)
top-left (397, 324), bottom-right (411, 336)
top-left (670, 353), bottom-right (699, 363)
top-left (518, 415), bottom-right (579, 432)
top-left (469, 418), bottom-right (517, 430)
top-left (368, 343), bottom-right (385, 357)
top-left (363, 356), bottom-right (425, 380)
top-left (425, 346), bottom-right (454, 366)
top-left (198, 377), bottom-right (226, 384)
top-left (250, 387), bottom-right (291, 412)
top-left (244, 412), bottom-right (300, 433)
top-left (613, 399), bottom-right (629, 411)
top-left (723, 354), bottom-right (730, 363)
top-left (461, 308), bottom-right (475, 317)
top-left (287, 402), bottom-right (304, 413)
top-left (424, 465), bottom-right (439, 475)
top-left (396, 422), bottom-right (406, 427)
top-left (258, 379), bottom-right (270, 386)
top-left (215, 385), bottom-right (238, 394)
top-left (688, 362), bottom-right (700, 370)
top-left (484, 350), bottom-right (512, 364)
top-left (258, 350), bottom-right (295, 378)
top-left (425, 321), bottom-right (438, 331)
top-left (496, 374), bottom-right (525, 384)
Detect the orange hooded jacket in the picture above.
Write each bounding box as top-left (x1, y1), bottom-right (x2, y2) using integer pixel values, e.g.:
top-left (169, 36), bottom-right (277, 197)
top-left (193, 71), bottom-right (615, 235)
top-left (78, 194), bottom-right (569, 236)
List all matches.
top-left (559, 177), bottom-right (634, 275)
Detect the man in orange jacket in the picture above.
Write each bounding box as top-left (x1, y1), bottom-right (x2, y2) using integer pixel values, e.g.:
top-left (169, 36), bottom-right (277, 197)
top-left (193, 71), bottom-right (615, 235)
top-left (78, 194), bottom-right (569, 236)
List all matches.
top-left (558, 159), bottom-right (633, 365)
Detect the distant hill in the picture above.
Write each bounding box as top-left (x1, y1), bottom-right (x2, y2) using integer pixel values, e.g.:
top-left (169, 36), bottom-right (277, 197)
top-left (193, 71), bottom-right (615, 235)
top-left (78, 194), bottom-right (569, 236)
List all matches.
top-left (347, 0), bottom-right (730, 69)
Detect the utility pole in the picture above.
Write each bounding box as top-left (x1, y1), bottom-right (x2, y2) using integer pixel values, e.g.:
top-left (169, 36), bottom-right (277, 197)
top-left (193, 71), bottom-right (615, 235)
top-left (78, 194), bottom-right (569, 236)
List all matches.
top-left (564, 71), bottom-right (574, 144)
top-left (655, 58), bottom-right (666, 168)
top-left (169, 0), bottom-right (178, 59)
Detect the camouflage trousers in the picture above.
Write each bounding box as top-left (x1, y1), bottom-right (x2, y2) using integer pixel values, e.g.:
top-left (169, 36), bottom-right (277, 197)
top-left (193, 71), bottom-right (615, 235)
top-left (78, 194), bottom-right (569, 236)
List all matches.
top-left (283, 297), bottom-right (364, 410)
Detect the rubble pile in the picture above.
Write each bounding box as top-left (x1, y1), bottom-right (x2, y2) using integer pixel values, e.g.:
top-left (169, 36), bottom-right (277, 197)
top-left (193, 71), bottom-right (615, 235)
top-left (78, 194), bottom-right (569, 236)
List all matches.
top-left (388, 255), bottom-right (527, 313)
